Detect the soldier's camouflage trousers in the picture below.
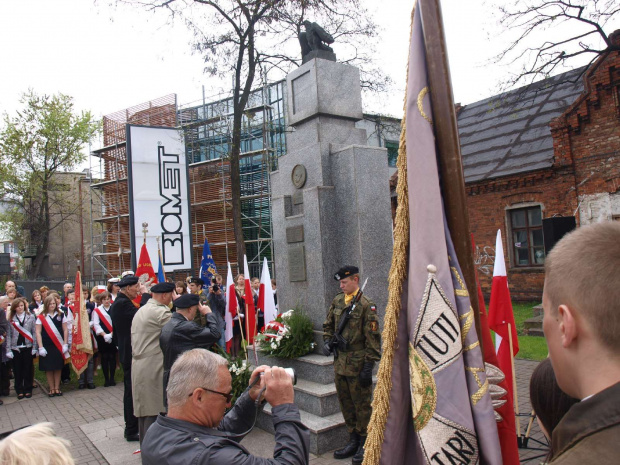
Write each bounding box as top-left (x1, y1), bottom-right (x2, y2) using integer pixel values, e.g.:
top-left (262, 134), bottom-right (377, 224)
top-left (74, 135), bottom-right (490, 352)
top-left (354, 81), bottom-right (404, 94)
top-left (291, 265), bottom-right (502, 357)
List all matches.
top-left (335, 373), bottom-right (372, 436)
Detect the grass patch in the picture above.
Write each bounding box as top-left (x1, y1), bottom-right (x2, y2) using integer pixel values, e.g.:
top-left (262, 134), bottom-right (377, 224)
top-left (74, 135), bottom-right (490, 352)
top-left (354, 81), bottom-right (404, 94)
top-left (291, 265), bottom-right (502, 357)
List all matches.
top-left (34, 358), bottom-right (124, 392)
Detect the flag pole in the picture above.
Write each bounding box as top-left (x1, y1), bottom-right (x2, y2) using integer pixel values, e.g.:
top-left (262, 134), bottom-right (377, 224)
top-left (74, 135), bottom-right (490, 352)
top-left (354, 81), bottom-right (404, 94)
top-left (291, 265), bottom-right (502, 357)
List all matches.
top-left (507, 322), bottom-right (522, 440)
top-left (418, 0), bottom-right (483, 350)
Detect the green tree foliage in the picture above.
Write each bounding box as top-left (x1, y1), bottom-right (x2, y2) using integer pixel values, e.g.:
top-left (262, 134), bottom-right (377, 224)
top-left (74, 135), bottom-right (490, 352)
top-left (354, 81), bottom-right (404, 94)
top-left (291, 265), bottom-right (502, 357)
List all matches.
top-left (0, 91), bottom-right (98, 277)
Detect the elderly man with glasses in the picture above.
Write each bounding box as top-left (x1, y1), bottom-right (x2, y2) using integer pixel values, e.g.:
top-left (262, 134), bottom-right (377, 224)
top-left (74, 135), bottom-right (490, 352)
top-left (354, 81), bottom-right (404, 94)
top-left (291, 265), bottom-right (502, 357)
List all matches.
top-left (141, 348), bottom-right (310, 465)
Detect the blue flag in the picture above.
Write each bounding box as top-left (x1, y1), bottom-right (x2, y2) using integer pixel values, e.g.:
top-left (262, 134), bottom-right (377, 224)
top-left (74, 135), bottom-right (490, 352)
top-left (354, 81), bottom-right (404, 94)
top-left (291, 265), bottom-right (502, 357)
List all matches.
top-left (199, 237), bottom-right (217, 285)
top-left (157, 250), bottom-right (166, 284)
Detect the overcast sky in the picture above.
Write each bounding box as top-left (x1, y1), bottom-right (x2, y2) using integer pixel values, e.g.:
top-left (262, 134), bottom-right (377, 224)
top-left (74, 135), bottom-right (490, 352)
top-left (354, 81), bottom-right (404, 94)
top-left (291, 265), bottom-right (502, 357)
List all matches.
top-left (0, 0), bottom-right (610, 147)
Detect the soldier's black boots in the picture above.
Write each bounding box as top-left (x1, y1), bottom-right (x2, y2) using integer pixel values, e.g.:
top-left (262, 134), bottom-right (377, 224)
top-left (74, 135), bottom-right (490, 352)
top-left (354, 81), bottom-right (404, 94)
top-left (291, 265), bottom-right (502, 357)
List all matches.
top-left (333, 432), bottom-right (360, 459)
top-left (351, 435), bottom-right (367, 465)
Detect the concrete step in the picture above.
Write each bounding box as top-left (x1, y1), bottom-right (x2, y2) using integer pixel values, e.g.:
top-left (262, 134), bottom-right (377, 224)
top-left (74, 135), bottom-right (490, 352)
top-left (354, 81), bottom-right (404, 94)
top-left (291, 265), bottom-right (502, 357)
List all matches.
top-left (523, 315), bottom-right (543, 336)
top-left (532, 304), bottom-right (544, 317)
top-left (293, 378), bottom-right (340, 417)
top-left (527, 328), bottom-right (545, 337)
top-left (257, 403), bottom-right (348, 455)
top-left (252, 347), bottom-right (336, 385)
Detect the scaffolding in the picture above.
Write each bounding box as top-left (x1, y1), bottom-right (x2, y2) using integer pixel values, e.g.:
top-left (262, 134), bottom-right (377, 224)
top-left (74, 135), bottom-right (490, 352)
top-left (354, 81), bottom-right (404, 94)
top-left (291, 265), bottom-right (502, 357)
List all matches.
top-left (89, 95), bottom-right (178, 279)
top-left (179, 80), bottom-right (287, 278)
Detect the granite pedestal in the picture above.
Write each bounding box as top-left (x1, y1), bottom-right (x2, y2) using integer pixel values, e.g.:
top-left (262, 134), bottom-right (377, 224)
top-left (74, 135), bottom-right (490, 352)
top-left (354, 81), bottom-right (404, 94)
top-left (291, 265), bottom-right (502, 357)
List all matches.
top-left (265, 57), bottom-right (393, 454)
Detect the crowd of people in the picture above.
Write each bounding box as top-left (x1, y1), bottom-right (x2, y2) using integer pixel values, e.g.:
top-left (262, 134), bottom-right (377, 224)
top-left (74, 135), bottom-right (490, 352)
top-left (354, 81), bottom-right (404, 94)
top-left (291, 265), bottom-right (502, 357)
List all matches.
top-left (0, 222), bottom-right (618, 465)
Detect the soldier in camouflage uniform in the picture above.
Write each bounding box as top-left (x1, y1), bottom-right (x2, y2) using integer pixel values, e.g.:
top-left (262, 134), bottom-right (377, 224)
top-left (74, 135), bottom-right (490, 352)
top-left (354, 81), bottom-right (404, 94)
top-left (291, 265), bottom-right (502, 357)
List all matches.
top-left (188, 278), bottom-right (208, 327)
top-left (323, 266), bottom-right (380, 465)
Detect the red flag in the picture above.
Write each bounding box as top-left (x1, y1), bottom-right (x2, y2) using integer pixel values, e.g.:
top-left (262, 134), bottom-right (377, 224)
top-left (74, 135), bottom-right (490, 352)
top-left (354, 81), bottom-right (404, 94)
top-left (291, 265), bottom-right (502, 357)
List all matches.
top-left (134, 242), bottom-right (157, 305)
top-left (243, 255), bottom-right (256, 344)
top-left (136, 242), bottom-right (157, 283)
top-left (473, 235), bottom-right (520, 465)
top-left (70, 271), bottom-right (93, 376)
top-left (488, 229), bottom-right (520, 449)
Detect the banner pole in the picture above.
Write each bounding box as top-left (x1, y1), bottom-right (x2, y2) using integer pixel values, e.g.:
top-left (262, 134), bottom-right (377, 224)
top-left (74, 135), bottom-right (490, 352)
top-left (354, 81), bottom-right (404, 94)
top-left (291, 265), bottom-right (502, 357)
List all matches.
top-left (419, 0), bottom-right (483, 350)
top-left (508, 322), bottom-right (522, 441)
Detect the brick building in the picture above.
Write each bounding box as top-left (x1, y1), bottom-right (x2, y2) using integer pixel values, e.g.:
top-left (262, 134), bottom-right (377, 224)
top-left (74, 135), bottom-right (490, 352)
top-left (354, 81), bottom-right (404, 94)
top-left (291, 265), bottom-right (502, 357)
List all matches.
top-left (461, 43), bottom-right (620, 300)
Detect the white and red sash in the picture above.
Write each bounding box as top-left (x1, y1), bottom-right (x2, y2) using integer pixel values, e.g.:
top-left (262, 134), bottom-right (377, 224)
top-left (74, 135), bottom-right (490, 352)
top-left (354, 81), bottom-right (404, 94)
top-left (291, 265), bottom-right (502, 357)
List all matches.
top-left (11, 319), bottom-right (34, 343)
top-left (38, 314), bottom-right (70, 360)
top-left (94, 306), bottom-right (113, 334)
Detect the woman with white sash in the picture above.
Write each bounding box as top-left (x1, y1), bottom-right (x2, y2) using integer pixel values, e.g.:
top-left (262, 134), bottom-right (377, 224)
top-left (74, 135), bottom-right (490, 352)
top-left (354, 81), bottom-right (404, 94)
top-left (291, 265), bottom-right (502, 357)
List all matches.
top-left (6, 297), bottom-right (37, 399)
top-left (92, 291), bottom-right (117, 387)
top-left (35, 295), bottom-right (69, 397)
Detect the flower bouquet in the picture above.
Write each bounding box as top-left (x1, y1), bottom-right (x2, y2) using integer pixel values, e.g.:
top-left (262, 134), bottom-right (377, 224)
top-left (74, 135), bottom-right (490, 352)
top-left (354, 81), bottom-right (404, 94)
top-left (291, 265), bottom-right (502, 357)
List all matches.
top-left (254, 309), bottom-right (315, 359)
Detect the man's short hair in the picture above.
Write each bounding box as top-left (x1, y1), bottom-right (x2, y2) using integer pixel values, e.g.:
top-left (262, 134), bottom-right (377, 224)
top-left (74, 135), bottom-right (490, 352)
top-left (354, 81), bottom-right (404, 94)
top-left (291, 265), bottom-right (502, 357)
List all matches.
top-left (545, 222), bottom-right (620, 351)
top-left (166, 349), bottom-right (228, 409)
top-left (0, 422), bottom-right (75, 465)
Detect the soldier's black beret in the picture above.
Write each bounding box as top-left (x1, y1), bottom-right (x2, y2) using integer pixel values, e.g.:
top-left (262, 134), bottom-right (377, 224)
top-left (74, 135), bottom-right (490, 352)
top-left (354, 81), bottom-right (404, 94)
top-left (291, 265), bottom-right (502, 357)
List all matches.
top-left (334, 266), bottom-right (359, 281)
top-left (118, 276), bottom-right (139, 288)
top-left (175, 293), bottom-right (200, 309)
top-left (150, 282), bottom-right (175, 293)
top-left (189, 277), bottom-right (205, 286)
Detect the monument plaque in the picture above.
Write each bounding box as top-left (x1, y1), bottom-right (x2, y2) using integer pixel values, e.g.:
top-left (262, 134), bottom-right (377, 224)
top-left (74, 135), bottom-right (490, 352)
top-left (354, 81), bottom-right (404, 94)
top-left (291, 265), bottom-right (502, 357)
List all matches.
top-left (288, 245), bottom-right (307, 282)
top-left (286, 225), bottom-right (304, 243)
top-left (292, 191), bottom-right (304, 205)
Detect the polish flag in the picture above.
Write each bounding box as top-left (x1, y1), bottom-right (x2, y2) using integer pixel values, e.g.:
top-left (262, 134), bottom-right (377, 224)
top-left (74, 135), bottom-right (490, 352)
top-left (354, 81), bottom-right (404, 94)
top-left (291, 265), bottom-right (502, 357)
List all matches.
top-left (224, 262), bottom-right (236, 352)
top-left (472, 235), bottom-right (520, 465)
top-left (488, 230), bottom-right (519, 416)
top-left (258, 258), bottom-right (277, 329)
top-left (243, 255), bottom-right (256, 344)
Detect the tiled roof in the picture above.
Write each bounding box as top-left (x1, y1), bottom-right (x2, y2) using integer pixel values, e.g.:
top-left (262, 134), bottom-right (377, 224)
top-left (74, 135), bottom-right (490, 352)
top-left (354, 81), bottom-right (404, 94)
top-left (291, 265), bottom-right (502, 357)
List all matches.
top-left (458, 68), bottom-right (585, 183)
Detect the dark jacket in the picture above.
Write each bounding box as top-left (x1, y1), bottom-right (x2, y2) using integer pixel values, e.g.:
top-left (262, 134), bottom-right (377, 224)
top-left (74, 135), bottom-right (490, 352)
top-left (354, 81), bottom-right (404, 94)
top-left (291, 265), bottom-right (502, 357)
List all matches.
top-left (160, 312), bottom-right (221, 403)
top-left (551, 381), bottom-right (620, 464)
top-left (141, 391), bottom-right (309, 465)
top-left (109, 292), bottom-right (138, 366)
top-left (207, 291), bottom-right (226, 327)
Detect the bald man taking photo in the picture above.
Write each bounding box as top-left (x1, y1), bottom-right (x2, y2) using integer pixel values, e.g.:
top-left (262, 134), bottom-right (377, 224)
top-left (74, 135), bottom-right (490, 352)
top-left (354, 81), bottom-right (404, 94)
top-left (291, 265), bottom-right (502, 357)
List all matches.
top-left (141, 349), bottom-right (309, 465)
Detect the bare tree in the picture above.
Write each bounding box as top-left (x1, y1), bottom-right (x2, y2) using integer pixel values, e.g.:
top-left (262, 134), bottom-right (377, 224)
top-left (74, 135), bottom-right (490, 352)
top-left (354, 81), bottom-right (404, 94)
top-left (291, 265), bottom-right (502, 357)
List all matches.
top-left (494, 0), bottom-right (619, 87)
top-left (119, 0), bottom-right (386, 272)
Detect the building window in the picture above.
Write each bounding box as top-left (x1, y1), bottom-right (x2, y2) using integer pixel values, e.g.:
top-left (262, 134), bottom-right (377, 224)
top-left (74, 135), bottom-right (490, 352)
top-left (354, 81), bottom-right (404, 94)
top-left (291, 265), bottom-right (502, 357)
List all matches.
top-left (385, 140), bottom-right (399, 168)
top-left (510, 206), bottom-right (545, 266)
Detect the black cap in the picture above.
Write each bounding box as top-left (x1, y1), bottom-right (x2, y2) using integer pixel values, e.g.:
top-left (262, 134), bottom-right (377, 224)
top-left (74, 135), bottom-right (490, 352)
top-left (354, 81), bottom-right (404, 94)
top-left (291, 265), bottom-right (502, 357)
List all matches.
top-left (334, 266), bottom-right (359, 281)
top-left (119, 276), bottom-right (139, 288)
top-left (150, 282), bottom-right (175, 293)
top-left (189, 277), bottom-right (205, 286)
top-left (174, 293), bottom-right (200, 309)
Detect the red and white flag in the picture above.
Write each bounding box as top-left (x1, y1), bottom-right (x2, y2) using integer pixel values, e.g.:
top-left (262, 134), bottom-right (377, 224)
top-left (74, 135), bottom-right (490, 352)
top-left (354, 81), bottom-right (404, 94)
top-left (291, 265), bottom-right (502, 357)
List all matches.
top-left (473, 235), bottom-right (520, 465)
top-left (224, 262), bottom-right (236, 352)
top-left (258, 257), bottom-right (277, 328)
top-left (488, 230), bottom-right (520, 413)
top-left (243, 255), bottom-right (256, 344)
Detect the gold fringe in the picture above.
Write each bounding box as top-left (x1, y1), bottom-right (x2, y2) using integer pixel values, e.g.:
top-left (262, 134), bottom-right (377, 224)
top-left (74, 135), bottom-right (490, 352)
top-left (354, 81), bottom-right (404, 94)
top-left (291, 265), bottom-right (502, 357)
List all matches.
top-left (362, 5), bottom-right (416, 465)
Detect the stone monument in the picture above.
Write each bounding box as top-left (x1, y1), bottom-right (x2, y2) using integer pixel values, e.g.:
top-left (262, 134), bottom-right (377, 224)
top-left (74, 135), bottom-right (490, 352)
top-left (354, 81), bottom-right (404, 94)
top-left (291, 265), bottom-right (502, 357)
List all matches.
top-left (270, 57), bottom-right (392, 334)
top-left (258, 58), bottom-right (393, 454)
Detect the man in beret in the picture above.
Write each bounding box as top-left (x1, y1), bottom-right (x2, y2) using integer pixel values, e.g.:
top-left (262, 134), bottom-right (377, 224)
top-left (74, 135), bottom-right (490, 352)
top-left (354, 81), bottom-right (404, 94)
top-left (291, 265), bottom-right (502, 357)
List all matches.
top-left (131, 281), bottom-right (175, 446)
top-left (160, 293), bottom-right (219, 407)
top-left (323, 266), bottom-right (381, 465)
top-left (109, 275), bottom-right (145, 441)
top-left (188, 277), bottom-right (208, 327)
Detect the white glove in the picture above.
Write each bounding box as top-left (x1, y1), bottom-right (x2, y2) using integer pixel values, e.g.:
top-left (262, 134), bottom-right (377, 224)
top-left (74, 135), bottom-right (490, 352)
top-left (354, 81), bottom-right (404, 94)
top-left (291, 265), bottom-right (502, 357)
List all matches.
top-left (62, 344), bottom-right (69, 353)
top-left (104, 333), bottom-right (113, 343)
top-left (32, 349), bottom-right (38, 356)
top-left (5, 351), bottom-right (14, 360)
top-left (89, 320), bottom-right (95, 328)
top-left (39, 347), bottom-right (48, 357)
